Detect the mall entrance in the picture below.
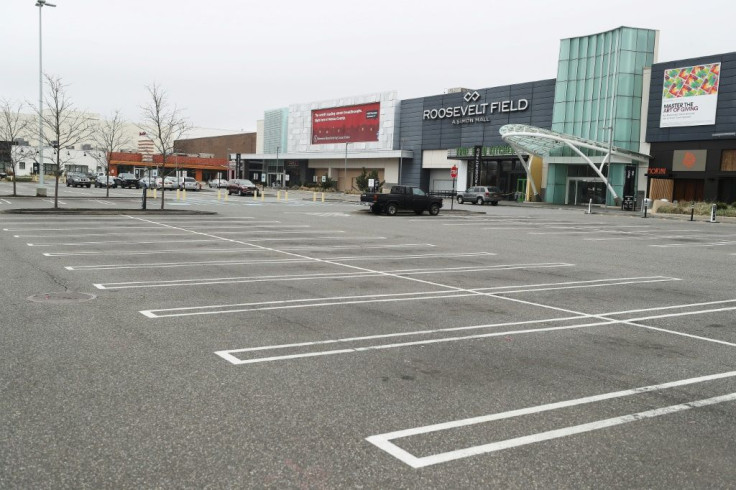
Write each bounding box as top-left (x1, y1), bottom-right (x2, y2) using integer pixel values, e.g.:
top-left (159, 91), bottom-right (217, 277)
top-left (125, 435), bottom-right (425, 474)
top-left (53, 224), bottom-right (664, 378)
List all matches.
top-left (463, 157), bottom-right (526, 198)
top-left (566, 178), bottom-right (607, 205)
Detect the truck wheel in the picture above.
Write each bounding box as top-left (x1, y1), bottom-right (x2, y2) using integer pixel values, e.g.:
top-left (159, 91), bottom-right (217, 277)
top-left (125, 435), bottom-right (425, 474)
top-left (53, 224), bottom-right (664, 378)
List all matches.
top-left (457, 196), bottom-right (464, 204)
top-left (386, 203), bottom-right (398, 216)
top-left (429, 203), bottom-right (440, 216)
top-left (491, 201), bottom-right (499, 206)
top-left (476, 197), bottom-right (483, 205)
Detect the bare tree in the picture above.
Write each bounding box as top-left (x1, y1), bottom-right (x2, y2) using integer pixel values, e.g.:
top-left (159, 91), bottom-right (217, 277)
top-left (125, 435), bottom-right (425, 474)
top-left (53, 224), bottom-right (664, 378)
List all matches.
top-left (35, 74), bottom-right (94, 208)
top-left (0, 99), bottom-right (31, 197)
top-left (139, 83), bottom-right (189, 209)
top-left (91, 110), bottom-right (130, 198)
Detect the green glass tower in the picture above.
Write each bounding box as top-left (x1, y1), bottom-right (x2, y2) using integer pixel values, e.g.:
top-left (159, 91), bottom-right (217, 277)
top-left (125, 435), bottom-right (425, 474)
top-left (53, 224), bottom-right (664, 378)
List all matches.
top-left (546, 26), bottom-right (658, 205)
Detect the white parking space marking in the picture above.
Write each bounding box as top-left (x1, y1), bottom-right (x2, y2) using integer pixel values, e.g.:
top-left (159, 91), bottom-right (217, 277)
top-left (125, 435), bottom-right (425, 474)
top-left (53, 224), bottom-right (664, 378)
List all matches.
top-left (366, 371), bottom-right (736, 468)
top-left (214, 287), bottom-right (736, 366)
top-left (17, 229), bottom-right (342, 239)
top-left (66, 252), bottom-right (496, 271)
top-left (97, 262), bottom-right (572, 290)
top-left (142, 276), bottom-right (675, 318)
top-left (42, 199), bottom-right (66, 205)
top-left (217, 320), bottom-right (613, 365)
top-left (95, 200), bottom-right (115, 205)
top-left (0, 199), bottom-right (11, 205)
top-left (651, 240), bottom-right (736, 248)
top-left (43, 243), bottom-right (437, 257)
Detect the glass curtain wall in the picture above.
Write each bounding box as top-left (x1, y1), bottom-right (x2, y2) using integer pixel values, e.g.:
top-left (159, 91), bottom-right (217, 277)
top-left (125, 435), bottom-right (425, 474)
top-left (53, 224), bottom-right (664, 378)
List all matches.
top-left (546, 27), bottom-right (657, 204)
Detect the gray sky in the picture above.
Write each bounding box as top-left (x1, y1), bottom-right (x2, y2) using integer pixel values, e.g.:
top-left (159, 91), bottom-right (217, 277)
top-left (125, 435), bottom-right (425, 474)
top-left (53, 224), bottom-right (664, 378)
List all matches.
top-left (3, 0), bottom-right (734, 134)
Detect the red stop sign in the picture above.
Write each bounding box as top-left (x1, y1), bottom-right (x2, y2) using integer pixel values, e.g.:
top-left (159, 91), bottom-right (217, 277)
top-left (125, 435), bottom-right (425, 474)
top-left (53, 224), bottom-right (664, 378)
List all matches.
top-left (450, 165), bottom-right (458, 178)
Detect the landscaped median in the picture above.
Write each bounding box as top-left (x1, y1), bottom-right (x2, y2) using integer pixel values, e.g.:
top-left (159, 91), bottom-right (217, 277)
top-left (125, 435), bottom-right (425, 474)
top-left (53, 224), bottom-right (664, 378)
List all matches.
top-left (654, 200), bottom-right (736, 218)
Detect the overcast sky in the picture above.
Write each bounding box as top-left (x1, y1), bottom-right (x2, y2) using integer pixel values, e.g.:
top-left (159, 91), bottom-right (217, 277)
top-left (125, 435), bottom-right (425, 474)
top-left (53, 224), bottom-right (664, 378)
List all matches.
top-left (3, 0), bottom-right (734, 135)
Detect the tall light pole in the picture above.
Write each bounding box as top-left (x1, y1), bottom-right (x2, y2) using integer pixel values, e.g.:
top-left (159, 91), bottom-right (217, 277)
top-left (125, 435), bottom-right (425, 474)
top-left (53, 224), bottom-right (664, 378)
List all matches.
top-left (344, 142), bottom-right (348, 192)
top-left (399, 138), bottom-right (405, 185)
top-left (36, 0), bottom-right (55, 189)
top-left (603, 125), bottom-right (613, 207)
top-left (275, 146), bottom-right (280, 188)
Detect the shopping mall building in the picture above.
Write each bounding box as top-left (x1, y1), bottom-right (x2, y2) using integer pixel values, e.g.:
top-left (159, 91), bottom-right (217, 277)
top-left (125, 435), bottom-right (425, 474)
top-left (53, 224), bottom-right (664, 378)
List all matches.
top-left (219, 26), bottom-right (735, 206)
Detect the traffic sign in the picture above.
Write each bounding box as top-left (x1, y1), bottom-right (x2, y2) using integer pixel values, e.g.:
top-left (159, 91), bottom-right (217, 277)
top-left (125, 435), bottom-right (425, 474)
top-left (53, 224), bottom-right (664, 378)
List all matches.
top-left (450, 165), bottom-right (458, 179)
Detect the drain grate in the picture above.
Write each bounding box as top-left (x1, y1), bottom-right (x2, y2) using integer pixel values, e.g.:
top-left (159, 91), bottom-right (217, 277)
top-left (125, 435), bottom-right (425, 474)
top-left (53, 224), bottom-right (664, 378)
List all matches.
top-left (28, 292), bottom-right (97, 304)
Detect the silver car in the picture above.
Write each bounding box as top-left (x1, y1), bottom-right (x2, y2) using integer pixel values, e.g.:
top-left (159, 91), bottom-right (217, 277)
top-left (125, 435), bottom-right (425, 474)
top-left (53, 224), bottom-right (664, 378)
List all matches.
top-left (457, 186), bottom-right (502, 206)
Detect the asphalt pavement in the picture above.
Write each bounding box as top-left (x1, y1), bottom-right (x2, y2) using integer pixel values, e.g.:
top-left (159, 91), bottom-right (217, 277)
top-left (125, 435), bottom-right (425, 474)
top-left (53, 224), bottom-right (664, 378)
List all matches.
top-left (2, 181), bottom-right (736, 488)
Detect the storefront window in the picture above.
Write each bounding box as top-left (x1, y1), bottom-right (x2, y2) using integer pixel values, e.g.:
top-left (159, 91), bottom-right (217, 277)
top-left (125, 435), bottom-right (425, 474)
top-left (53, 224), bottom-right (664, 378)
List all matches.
top-left (721, 150), bottom-right (736, 171)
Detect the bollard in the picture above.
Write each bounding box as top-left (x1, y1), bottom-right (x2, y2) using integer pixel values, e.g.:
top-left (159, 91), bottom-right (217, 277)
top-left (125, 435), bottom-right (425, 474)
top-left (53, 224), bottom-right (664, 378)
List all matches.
top-left (642, 201), bottom-right (648, 218)
top-left (254, 190), bottom-right (258, 200)
top-left (261, 191), bottom-right (264, 202)
top-left (690, 202), bottom-right (695, 221)
top-left (217, 189), bottom-right (221, 200)
top-left (182, 189), bottom-right (187, 200)
top-left (224, 191), bottom-right (229, 201)
top-left (153, 188), bottom-right (157, 199)
top-left (710, 204), bottom-right (718, 223)
top-left (587, 198), bottom-right (592, 215)
top-left (176, 189), bottom-right (181, 200)
top-left (285, 191), bottom-right (288, 202)
top-left (142, 186), bottom-right (147, 210)
top-left (313, 192), bottom-right (316, 202)
top-left (321, 192), bottom-right (325, 203)
top-left (276, 190), bottom-right (281, 201)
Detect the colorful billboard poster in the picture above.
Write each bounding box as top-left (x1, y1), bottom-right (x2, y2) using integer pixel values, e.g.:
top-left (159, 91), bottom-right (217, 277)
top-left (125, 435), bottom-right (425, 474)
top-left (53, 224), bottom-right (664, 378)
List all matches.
top-left (660, 63), bottom-right (720, 128)
top-left (311, 102), bottom-right (380, 144)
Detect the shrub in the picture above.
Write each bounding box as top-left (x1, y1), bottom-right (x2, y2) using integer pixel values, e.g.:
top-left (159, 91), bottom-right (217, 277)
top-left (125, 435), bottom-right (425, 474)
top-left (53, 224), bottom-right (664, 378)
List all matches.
top-left (716, 202), bottom-right (728, 210)
top-left (321, 177), bottom-right (337, 191)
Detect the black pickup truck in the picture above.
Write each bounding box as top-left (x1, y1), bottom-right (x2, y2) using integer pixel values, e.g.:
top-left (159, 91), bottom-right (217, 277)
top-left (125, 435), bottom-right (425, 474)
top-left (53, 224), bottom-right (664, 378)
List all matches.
top-left (361, 185), bottom-right (443, 216)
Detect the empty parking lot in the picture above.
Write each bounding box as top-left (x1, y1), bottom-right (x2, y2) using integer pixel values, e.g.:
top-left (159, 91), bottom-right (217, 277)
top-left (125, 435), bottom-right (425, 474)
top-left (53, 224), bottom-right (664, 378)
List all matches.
top-left (2, 191), bottom-right (736, 487)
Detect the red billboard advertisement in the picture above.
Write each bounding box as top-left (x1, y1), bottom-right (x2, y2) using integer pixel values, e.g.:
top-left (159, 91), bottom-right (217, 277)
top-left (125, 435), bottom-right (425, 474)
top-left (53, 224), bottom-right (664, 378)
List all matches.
top-left (311, 102), bottom-right (380, 145)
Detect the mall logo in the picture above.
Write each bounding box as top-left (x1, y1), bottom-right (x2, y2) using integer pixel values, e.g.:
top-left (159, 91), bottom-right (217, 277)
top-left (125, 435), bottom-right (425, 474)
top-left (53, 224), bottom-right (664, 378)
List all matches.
top-left (463, 91), bottom-right (481, 102)
top-left (423, 90), bottom-right (529, 123)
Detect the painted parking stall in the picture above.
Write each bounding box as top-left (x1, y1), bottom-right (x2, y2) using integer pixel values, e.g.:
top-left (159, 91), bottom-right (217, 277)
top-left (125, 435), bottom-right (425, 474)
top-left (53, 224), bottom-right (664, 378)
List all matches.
top-left (2, 200), bottom-right (736, 487)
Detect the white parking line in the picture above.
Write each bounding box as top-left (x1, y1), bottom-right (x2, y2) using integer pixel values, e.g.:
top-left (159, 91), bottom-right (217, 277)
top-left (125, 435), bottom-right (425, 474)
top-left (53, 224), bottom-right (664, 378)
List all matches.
top-left (650, 240), bottom-right (736, 248)
top-left (366, 370), bottom-right (736, 468)
top-left (66, 252), bottom-right (496, 271)
top-left (214, 291), bottom-right (732, 365)
top-left (0, 199), bottom-right (11, 205)
top-left (142, 276), bottom-right (673, 318)
top-left (97, 263), bottom-right (573, 290)
top-left (42, 243), bottom-right (436, 257)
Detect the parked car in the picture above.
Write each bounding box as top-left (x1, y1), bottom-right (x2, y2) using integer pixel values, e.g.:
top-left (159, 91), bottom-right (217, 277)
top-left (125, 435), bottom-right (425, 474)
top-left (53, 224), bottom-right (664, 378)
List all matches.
top-left (457, 186), bottom-right (502, 205)
top-left (208, 178), bottom-right (229, 188)
top-left (361, 185), bottom-right (443, 216)
top-left (179, 176), bottom-right (200, 191)
top-left (94, 175), bottom-right (117, 188)
top-left (66, 172), bottom-right (91, 188)
top-left (162, 177), bottom-right (177, 189)
top-left (115, 173), bottom-right (141, 189)
top-left (139, 177), bottom-right (162, 189)
top-left (227, 179), bottom-right (258, 196)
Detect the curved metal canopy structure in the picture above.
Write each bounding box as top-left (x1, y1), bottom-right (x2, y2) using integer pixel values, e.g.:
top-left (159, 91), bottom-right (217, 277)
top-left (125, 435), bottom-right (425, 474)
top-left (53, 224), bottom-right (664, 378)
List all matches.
top-left (499, 124), bottom-right (650, 203)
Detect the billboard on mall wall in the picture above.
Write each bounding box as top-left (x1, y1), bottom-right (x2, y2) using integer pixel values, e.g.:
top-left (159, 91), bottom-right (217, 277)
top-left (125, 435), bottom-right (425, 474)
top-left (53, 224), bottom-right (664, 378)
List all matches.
top-left (660, 63), bottom-right (720, 128)
top-left (311, 102), bottom-right (380, 144)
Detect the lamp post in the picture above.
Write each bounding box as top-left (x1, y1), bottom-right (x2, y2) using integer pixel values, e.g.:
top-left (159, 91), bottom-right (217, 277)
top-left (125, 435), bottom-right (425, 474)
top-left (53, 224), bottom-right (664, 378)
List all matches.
top-left (399, 138), bottom-right (405, 185)
top-left (36, 0), bottom-right (55, 189)
top-left (275, 146), bottom-right (280, 188)
top-left (603, 125), bottom-right (613, 207)
top-left (344, 142), bottom-right (348, 192)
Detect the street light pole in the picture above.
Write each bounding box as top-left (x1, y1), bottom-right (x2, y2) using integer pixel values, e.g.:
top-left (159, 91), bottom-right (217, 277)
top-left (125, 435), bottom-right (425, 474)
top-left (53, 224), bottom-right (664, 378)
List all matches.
top-left (275, 146), bottom-right (280, 188)
top-left (399, 138), bottom-right (404, 185)
top-left (344, 142), bottom-right (348, 192)
top-left (36, 0), bottom-right (55, 189)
